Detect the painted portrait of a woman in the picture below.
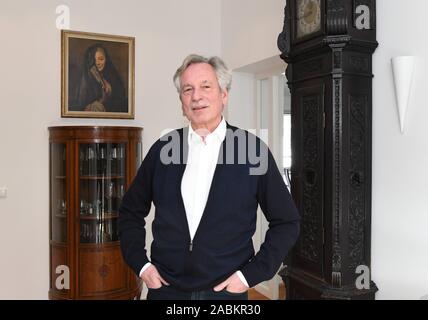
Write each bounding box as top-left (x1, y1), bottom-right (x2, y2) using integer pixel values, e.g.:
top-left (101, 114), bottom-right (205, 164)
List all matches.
top-left (72, 44), bottom-right (127, 112)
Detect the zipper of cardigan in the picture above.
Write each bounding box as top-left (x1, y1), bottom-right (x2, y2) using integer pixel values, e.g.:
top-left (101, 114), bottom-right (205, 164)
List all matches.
top-left (189, 241), bottom-right (193, 252)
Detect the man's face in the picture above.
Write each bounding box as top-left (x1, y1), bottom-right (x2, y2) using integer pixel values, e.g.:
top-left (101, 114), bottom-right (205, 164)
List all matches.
top-left (179, 63), bottom-right (228, 131)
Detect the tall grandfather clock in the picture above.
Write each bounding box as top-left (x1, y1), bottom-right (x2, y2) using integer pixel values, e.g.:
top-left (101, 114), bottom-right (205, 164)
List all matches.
top-left (277, 0), bottom-right (378, 299)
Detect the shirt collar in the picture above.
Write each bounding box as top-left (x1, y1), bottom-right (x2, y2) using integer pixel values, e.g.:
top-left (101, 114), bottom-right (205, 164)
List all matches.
top-left (188, 117), bottom-right (226, 146)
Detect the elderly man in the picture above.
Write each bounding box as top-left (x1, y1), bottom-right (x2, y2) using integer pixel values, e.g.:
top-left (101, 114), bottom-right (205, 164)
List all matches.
top-left (118, 54), bottom-right (300, 300)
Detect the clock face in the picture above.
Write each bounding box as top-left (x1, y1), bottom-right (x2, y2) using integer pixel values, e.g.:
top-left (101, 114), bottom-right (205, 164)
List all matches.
top-left (296, 0), bottom-right (321, 40)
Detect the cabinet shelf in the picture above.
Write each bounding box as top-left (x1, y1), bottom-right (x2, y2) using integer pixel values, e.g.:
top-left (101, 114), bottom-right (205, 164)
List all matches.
top-left (79, 241), bottom-right (121, 248)
top-left (49, 126), bottom-right (143, 300)
top-left (80, 213), bottom-right (119, 220)
top-left (80, 175), bottom-right (125, 180)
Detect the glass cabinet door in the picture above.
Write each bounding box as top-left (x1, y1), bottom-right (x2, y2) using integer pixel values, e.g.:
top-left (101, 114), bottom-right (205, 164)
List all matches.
top-left (50, 143), bottom-right (67, 243)
top-left (78, 143), bottom-right (126, 244)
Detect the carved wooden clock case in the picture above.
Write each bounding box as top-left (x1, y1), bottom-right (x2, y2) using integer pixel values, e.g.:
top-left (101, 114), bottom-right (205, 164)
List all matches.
top-left (277, 0), bottom-right (378, 299)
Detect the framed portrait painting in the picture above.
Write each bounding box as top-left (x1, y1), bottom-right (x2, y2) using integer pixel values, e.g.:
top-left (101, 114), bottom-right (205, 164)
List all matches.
top-left (61, 30), bottom-right (135, 119)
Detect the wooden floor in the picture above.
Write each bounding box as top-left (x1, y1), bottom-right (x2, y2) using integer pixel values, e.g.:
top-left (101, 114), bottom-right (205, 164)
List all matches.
top-left (248, 283), bottom-right (285, 300)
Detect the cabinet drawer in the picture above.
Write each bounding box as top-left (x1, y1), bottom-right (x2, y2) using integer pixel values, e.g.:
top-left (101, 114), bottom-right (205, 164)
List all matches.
top-left (79, 245), bottom-right (128, 296)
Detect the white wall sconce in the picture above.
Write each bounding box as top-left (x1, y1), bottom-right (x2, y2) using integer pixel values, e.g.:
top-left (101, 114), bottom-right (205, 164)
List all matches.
top-left (391, 56), bottom-right (416, 133)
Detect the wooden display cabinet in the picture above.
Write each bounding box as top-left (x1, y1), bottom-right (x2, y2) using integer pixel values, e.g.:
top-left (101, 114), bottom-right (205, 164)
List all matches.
top-left (48, 126), bottom-right (143, 299)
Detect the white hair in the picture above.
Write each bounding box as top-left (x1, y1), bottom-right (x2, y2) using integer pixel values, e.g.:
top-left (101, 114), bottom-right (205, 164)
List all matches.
top-left (173, 54), bottom-right (232, 93)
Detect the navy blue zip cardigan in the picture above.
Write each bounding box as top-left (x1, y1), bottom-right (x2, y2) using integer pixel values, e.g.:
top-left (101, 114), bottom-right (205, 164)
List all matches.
top-left (118, 123), bottom-right (300, 291)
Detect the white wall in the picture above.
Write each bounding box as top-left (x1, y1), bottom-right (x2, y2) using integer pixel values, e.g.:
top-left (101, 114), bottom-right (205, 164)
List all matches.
top-left (226, 72), bottom-right (256, 129)
top-left (222, 0), bottom-right (287, 131)
top-left (371, 0), bottom-right (428, 300)
top-left (221, 0), bottom-right (286, 70)
top-left (0, 0), bottom-right (220, 299)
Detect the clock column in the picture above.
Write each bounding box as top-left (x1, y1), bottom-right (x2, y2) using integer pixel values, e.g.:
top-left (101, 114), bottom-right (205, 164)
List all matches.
top-left (277, 0), bottom-right (378, 300)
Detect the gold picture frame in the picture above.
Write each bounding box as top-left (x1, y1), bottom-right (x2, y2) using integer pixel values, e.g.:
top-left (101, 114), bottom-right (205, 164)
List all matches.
top-left (61, 30), bottom-right (135, 119)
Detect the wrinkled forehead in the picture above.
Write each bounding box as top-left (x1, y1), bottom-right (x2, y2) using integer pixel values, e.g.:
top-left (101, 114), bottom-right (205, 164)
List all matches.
top-left (180, 63), bottom-right (217, 85)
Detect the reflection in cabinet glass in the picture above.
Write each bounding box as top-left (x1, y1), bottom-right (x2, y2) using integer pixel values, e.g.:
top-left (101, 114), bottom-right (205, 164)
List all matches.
top-left (49, 126), bottom-right (143, 300)
top-left (50, 143), bottom-right (67, 243)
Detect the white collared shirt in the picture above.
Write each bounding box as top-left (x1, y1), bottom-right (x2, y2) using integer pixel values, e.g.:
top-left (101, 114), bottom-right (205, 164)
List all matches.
top-left (181, 117), bottom-right (227, 240)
